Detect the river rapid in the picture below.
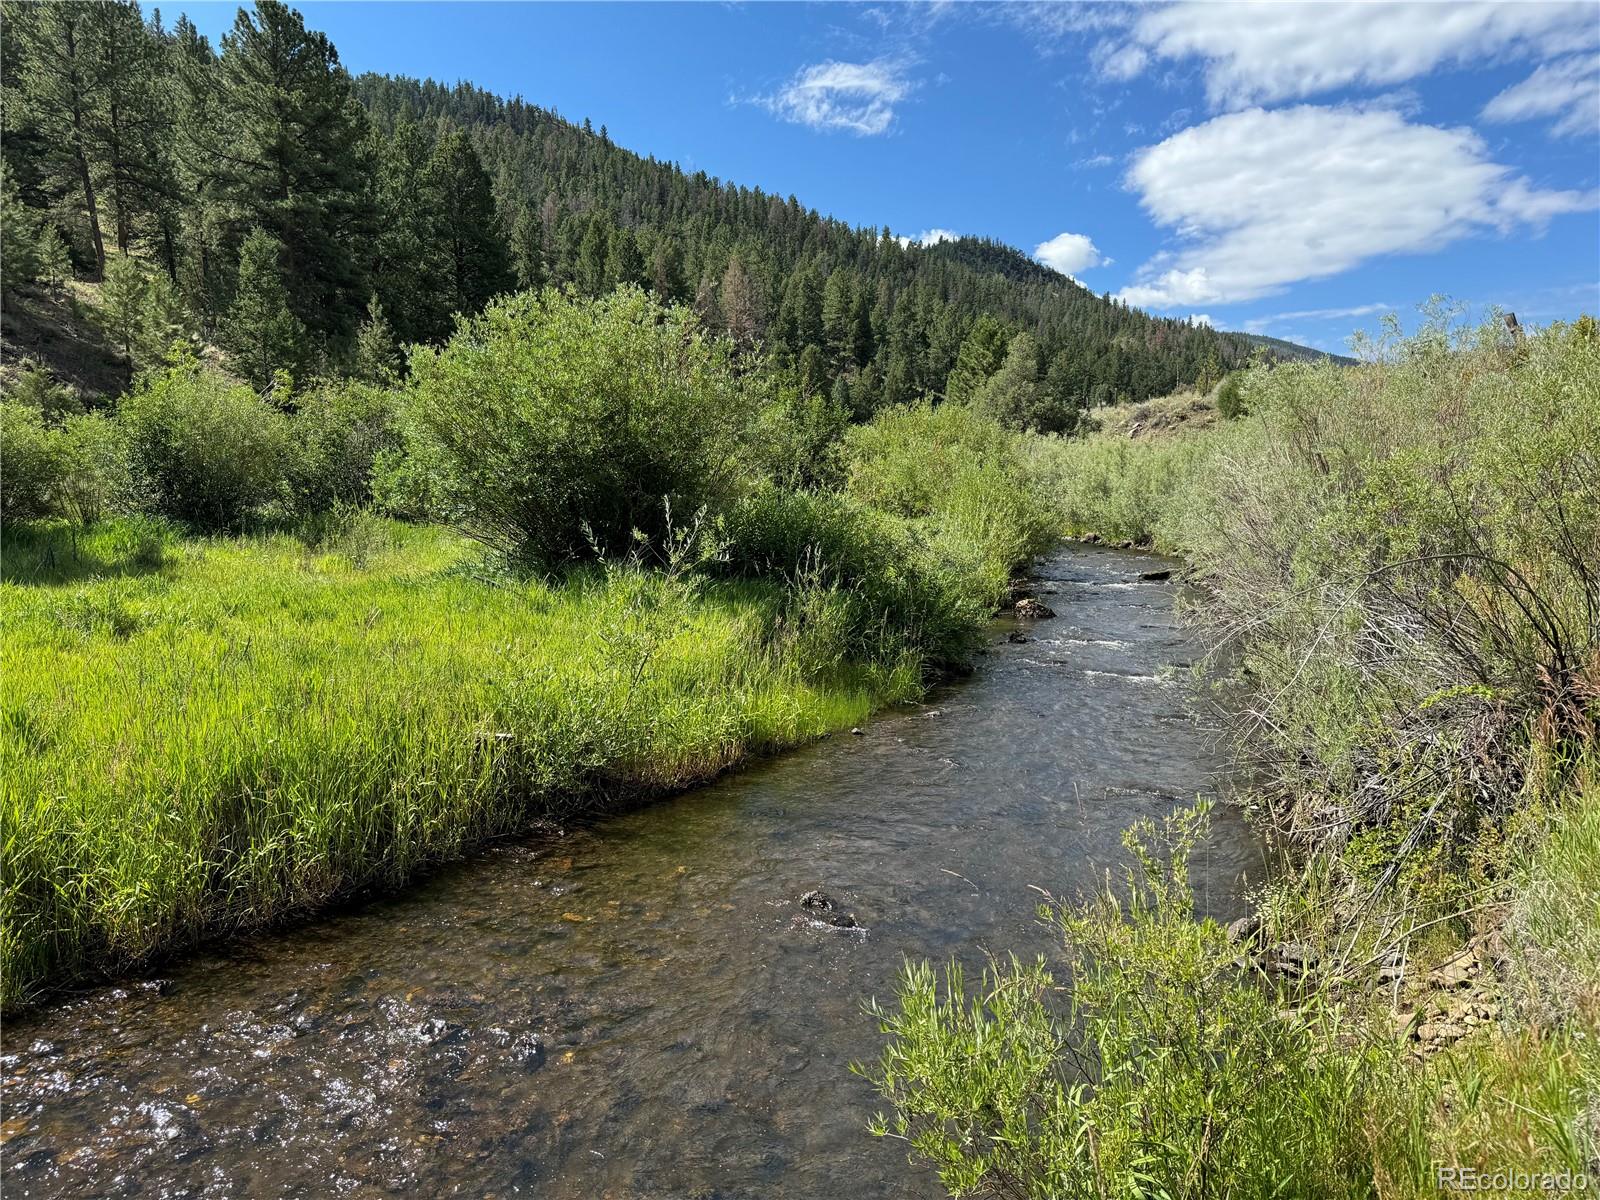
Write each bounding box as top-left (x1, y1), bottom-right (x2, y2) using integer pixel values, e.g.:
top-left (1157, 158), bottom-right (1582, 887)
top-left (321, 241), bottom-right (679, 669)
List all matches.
top-left (2, 543), bottom-right (1262, 1198)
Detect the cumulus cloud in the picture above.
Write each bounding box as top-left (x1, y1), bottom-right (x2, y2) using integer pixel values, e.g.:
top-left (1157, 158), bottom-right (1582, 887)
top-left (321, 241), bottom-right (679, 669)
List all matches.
top-left (1033, 231), bottom-right (1109, 275)
top-left (758, 59), bottom-right (913, 136)
top-left (1098, 2), bottom-right (1597, 112)
top-left (1189, 313), bottom-right (1214, 327)
top-left (1115, 106), bottom-right (1596, 310)
top-left (1483, 55), bottom-right (1600, 137)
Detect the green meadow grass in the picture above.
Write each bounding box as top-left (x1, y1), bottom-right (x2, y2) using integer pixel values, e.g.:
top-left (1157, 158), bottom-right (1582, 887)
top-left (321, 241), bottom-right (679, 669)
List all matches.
top-left (0, 518), bottom-right (917, 1008)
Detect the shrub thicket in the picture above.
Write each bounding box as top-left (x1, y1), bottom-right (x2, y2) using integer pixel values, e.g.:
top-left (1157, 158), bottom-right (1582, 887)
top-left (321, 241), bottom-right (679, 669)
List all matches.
top-left (118, 355), bottom-right (296, 529)
top-left (403, 286), bottom-right (759, 563)
top-left (865, 806), bottom-right (1421, 1198)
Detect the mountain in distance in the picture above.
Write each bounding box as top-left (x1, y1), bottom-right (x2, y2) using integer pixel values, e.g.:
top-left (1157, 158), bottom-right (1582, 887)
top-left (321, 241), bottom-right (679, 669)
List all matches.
top-left (1240, 332), bottom-right (1359, 366)
top-left (354, 74), bottom-right (1288, 408)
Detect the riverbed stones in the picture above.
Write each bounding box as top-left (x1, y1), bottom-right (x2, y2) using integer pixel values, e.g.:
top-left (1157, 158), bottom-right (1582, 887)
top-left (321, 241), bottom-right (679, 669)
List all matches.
top-left (1139, 569), bottom-right (1173, 582)
top-left (1225, 915), bottom-right (1261, 945)
top-left (800, 890), bottom-right (833, 912)
top-left (1007, 631), bottom-right (1029, 644)
top-left (1013, 597), bottom-right (1056, 620)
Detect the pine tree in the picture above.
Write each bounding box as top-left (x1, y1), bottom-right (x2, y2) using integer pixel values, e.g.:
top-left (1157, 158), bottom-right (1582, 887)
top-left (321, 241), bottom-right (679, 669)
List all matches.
top-left (206, 1), bottom-right (374, 340)
top-left (945, 316), bottom-right (1010, 404)
top-left (425, 129), bottom-right (514, 319)
top-left (370, 119), bottom-right (448, 344)
top-left (352, 296), bottom-right (402, 384)
top-left (100, 254), bottom-right (148, 357)
top-left (510, 205), bottom-right (545, 290)
top-left (649, 236), bottom-right (684, 301)
top-left (720, 254), bottom-right (762, 342)
top-left (576, 211), bottom-right (610, 297)
top-left (38, 230), bottom-right (74, 293)
top-left (83, 1), bottom-right (173, 257)
top-left (224, 227), bottom-right (306, 389)
top-left (11, 2), bottom-right (110, 276)
top-left (605, 226), bottom-right (644, 290)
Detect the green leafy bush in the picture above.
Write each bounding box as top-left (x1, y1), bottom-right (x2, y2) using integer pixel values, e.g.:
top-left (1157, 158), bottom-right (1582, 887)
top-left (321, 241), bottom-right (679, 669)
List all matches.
top-left (721, 483), bottom-right (983, 666)
top-left (0, 402), bottom-right (62, 522)
top-left (403, 286), bottom-right (758, 564)
top-left (288, 380), bottom-right (399, 516)
top-left (1215, 371), bottom-right (1247, 418)
top-left (864, 806), bottom-right (1421, 1198)
top-left (118, 356), bottom-right (294, 529)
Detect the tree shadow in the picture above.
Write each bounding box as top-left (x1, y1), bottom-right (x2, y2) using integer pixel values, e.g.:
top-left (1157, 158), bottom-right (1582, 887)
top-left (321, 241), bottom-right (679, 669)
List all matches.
top-left (1, 521), bottom-right (174, 587)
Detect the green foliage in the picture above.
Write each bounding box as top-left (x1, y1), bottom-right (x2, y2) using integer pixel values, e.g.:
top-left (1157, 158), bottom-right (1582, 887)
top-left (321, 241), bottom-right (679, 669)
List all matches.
top-left (403, 286), bottom-right (757, 564)
top-left (972, 331), bottom-right (1084, 435)
top-left (5, 363), bottom-right (84, 421)
top-left (1215, 371), bottom-right (1247, 419)
top-left (424, 128), bottom-right (515, 319)
top-left (865, 806), bottom-right (1421, 1198)
top-left (223, 228), bottom-right (308, 388)
top-left (0, 401), bottom-right (132, 525)
top-left (750, 383), bottom-right (850, 491)
top-left (118, 355), bottom-right (294, 528)
top-left (287, 380), bottom-right (399, 516)
top-left (0, 403), bottom-right (63, 522)
top-left (1169, 316), bottom-right (1599, 883)
top-left (944, 316), bottom-right (1010, 405)
top-left (98, 254), bottom-right (187, 366)
top-left (1028, 429), bottom-right (1215, 547)
top-left (350, 295), bottom-right (403, 384)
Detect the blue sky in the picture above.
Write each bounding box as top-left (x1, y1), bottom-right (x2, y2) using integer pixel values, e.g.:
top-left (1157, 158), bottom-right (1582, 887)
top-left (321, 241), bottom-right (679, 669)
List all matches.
top-left (153, 1), bottom-right (1600, 352)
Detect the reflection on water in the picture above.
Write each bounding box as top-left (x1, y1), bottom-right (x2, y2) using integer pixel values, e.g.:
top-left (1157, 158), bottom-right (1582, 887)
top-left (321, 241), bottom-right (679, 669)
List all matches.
top-left (2, 545), bottom-right (1263, 1199)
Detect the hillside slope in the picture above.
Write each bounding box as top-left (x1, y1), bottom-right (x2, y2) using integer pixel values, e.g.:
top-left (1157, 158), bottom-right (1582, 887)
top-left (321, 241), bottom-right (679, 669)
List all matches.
top-left (353, 73), bottom-right (1254, 406)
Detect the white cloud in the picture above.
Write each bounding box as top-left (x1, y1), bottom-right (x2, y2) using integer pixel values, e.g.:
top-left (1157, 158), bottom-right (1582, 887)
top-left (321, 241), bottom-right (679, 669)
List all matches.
top-left (1483, 55), bottom-right (1600, 137)
top-left (1034, 231), bottom-right (1109, 275)
top-left (894, 227), bottom-right (960, 249)
top-left (1116, 106), bottom-right (1596, 309)
top-left (1073, 153), bottom-right (1116, 169)
top-left (1242, 303), bottom-right (1392, 334)
top-left (1100, 2), bottom-right (1598, 111)
top-left (758, 59), bottom-right (913, 136)
top-left (1189, 313), bottom-right (1214, 327)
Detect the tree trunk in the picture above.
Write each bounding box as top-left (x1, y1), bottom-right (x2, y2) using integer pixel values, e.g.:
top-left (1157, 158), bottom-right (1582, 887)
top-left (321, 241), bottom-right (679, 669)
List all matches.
top-left (62, 20), bottom-right (107, 278)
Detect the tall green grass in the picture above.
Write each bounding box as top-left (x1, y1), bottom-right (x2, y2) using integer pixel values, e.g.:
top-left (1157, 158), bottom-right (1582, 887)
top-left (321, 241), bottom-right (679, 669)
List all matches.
top-left (0, 518), bottom-right (916, 1007)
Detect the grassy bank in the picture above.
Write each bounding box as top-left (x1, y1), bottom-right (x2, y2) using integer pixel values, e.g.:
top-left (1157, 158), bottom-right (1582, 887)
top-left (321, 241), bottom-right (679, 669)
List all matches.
top-left (1, 287), bottom-right (1060, 1009)
top-left (867, 312), bottom-right (1600, 1194)
top-left (0, 520), bottom-right (878, 1006)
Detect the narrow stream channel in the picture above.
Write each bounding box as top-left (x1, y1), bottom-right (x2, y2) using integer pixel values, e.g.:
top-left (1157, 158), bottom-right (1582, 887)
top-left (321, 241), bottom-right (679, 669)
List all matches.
top-left (2, 544), bottom-right (1263, 1199)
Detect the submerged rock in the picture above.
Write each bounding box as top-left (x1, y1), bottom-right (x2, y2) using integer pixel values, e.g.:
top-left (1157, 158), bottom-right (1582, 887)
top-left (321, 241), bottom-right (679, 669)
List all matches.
top-left (800, 890), bottom-right (833, 912)
top-left (1139, 569), bottom-right (1172, 582)
top-left (1007, 631), bottom-right (1028, 644)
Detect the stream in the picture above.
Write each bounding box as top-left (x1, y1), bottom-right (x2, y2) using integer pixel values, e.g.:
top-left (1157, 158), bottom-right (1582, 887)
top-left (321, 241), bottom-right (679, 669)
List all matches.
top-left (1, 544), bottom-right (1263, 1198)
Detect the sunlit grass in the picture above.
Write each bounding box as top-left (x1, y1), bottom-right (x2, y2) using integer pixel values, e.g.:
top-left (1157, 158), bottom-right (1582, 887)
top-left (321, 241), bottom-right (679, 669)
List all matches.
top-left (0, 518), bottom-right (917, 1008)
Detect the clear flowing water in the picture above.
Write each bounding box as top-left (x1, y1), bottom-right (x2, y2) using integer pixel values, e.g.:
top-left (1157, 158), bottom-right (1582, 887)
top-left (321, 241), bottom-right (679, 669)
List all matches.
top-left (1, 545), bottom-right (1263, 1199)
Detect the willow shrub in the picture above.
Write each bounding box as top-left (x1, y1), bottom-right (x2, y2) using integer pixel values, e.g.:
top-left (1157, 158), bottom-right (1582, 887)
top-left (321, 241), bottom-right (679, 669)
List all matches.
top-left (863, 805), bottom-right (1423, 1198)
top-left (118, 354), bottom-right (295, 529)
top-left (1170, 316), bottom-right (1600, 891)
top-left (402, 285), bottom-right (759, 565)
top-left (841, 401), bottom-right (1059, 601)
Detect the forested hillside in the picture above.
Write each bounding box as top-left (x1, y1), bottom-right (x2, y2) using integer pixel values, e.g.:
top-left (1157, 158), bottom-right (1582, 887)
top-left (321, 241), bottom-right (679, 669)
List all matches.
top-left (2, 0), bottom-right (1251, 419)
